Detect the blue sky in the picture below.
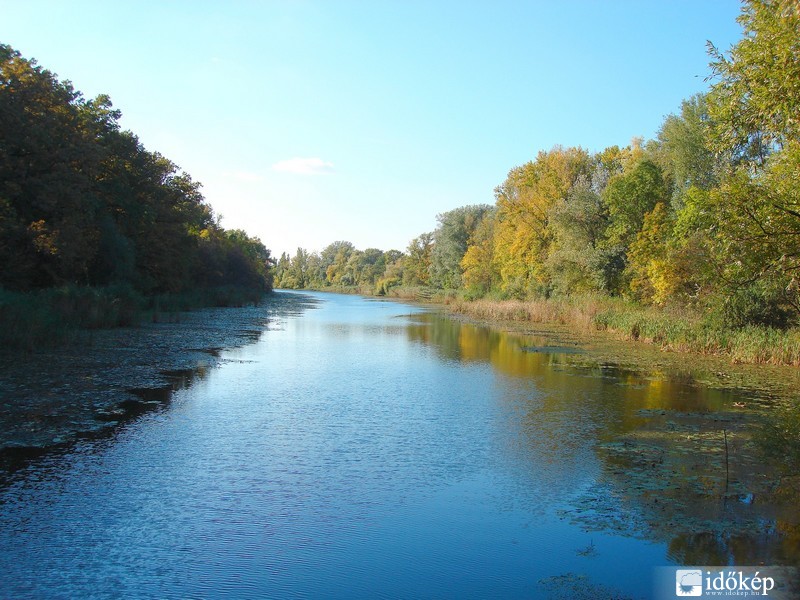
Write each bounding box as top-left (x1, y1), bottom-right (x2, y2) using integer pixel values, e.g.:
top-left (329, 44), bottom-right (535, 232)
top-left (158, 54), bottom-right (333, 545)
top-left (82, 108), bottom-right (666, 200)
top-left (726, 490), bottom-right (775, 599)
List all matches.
top-left (2, 1), bottom-right (743, 257)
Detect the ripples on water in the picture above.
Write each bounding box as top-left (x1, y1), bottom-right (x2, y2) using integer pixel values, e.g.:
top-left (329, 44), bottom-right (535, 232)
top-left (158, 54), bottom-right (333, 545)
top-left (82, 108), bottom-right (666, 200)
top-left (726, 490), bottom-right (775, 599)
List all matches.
top-left (0, 291), bottom-right (793, 598)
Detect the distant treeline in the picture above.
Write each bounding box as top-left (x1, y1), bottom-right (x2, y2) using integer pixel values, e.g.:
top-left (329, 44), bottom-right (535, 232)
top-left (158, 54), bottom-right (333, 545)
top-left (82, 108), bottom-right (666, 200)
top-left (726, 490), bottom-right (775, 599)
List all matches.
top-left (279, 0), bottom-right (800, 331)
top-left (0, 44), bottom-right (273, 301)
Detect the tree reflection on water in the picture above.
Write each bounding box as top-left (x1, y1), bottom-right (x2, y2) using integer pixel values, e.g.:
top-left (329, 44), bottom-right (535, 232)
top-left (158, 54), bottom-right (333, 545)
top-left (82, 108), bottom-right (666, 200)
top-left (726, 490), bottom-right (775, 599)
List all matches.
top-left (406, 312), bottom-right (800, 566)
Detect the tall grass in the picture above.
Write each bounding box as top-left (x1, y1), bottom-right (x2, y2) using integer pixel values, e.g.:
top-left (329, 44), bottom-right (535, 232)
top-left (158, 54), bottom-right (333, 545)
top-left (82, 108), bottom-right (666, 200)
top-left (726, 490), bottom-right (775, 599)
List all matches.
top-left (0, 285), bottom-right (142, 350)
top-left (0, 284), bottom-right (268, 351)
top-left (449, 294), bottom-right (800, 366)
top-left (385, 286), bottom-right (460, 304)
top-left (449, 294), bottom-right (607, 330)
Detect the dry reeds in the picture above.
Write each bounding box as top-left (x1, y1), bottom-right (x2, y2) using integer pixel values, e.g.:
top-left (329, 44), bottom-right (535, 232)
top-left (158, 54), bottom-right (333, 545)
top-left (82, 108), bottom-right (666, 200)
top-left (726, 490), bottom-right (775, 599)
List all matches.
top-left (449, 294), bottom-right (800, 367)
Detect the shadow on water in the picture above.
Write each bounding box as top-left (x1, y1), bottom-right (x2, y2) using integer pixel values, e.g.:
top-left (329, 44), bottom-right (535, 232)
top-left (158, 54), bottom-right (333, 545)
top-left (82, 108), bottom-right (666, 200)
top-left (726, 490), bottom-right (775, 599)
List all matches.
top-left (0, 290), bottom-right (321, 480)
top-left (0, 368), bottom-right (204, 478)
top-left (406, 312), bottom-right (800, 567)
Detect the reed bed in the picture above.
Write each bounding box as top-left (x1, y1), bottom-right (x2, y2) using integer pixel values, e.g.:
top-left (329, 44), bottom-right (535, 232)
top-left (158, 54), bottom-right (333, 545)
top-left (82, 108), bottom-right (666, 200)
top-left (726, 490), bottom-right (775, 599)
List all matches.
top-left (449, 295), bottom-right (800, 367)
top-left (0, 284), bottom-right (266, 351)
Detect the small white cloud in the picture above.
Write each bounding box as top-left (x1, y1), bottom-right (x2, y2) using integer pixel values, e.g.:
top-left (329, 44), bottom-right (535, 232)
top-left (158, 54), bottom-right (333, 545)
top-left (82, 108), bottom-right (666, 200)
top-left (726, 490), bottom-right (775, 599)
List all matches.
top-left (271, 157), bottom-right (334, 175)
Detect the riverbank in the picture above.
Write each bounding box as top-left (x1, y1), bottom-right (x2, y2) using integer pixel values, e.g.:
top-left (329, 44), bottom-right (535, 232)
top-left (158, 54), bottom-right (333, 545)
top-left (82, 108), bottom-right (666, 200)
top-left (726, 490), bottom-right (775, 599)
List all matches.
top-left (0, 284), bottom-right (271, 351)
top-left (294, 284), bottom-right (800, 368)
top-left (0, 292), bottom-right (317, 470)
top-left (435, 294), bottom-right (800, 397)
top-left (414, 302), bottom-right (800, 560)
top-left (402, 292), bottom-right (800, 368)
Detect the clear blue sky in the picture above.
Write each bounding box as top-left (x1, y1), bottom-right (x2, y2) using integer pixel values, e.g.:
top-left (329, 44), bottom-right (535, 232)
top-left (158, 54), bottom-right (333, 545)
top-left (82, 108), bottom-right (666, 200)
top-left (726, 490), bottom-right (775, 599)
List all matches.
top-left (2, 1), bottom-right (743, 258)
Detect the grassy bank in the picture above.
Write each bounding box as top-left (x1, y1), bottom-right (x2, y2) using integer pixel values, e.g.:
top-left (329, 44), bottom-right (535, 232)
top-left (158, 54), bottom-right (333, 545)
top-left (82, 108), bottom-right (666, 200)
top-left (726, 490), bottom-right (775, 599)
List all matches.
top-left (0, 284), bottom-right (268, 351)
top-left (446, 294), bottom-right (800, 367)
top-left (272, 285), bottom-right (800, 366)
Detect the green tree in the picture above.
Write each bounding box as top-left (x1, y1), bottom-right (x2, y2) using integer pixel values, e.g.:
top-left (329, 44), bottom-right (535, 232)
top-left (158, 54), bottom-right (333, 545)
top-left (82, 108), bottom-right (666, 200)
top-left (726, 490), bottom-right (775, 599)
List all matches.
top-left (403, 233), bottom-right (434, 286)
top-left (376, 251), bottom-right (405, 295)
top-left (321, 241), bottom-right (355, 285)
top-left (602, 160), bottom-right (668, 249)
top-left (275, 252), bottom-right (291, 287)
top-left (546, 177), bottom-right (609, 294)
top-left (707, 0), bottom-right (800, 164)
top-left (708, 145), bottom-right (800, 321)
top-left (627, 203), bottom-right (675, 304)
top-left (0, 43), bottom-right (273, 302)
top-left (0, 44), bottom-right (105, 288)
top-left (654, 93), bottom-right (719, 208)
top-left (430, 204), bottom-right (493, 289)
top-left (460, 210), bottom-right (497, 296)
top-left (354, 248), bottom-right (386, 286)
top-left (599, 159), bottom-right (668, 294)
top-left (704, 0), bottom-right (800, 322)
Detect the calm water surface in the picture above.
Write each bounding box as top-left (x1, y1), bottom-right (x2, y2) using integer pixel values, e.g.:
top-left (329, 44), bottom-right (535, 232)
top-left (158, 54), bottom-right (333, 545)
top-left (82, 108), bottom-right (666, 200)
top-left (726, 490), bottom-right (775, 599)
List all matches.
top-left (0, 291), bottom-right (785, 598)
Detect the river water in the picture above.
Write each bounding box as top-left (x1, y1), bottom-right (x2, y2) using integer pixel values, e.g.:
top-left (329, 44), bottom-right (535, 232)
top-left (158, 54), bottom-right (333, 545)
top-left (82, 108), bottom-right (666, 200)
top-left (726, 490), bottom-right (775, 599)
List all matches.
top-left (0, 291), bottom-right (795, 598)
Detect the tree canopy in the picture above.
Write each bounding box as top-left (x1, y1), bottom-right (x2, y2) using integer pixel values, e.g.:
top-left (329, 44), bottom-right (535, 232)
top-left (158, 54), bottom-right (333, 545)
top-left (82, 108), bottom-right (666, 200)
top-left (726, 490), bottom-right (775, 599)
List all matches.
top-left (0, 44), bottom-right (273, 298)
top-left (253, 1), bottom-right (800, 328)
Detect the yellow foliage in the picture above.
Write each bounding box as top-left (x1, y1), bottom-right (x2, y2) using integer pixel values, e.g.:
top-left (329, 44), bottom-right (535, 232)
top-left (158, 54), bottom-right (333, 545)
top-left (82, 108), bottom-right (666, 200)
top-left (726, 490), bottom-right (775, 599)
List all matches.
top-left (493, 146), bottom-right (591, 293)
top-left (27, 219), bottom-right (59, 256)
top-left (628, 202), bottom-right (704, 306)
top-left (628, 203), bottom-right (671, 304)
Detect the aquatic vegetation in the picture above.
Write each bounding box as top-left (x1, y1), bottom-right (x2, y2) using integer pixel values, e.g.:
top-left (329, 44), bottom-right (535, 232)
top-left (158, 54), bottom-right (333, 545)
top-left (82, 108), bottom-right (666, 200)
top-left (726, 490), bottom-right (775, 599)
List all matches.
top-left (448, 295), bottom-right (800, 367)
top-left (758, 406), bottom-right (800, 476)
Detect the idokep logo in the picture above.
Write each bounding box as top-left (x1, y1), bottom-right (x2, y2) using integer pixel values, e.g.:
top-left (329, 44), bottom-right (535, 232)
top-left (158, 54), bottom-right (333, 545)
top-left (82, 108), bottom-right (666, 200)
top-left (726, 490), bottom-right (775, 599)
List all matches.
top-left (656, 566), bottom-right (794, 598)
top-left (675, 570), bottom-right (703, 596)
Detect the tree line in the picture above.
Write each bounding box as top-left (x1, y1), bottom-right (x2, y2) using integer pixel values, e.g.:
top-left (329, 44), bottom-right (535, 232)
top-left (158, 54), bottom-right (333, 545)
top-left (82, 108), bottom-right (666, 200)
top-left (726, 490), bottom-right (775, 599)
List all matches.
top-left (0, 44), bottom-right (273, 301)
top-left (279, 0), bottom-right (799, 330)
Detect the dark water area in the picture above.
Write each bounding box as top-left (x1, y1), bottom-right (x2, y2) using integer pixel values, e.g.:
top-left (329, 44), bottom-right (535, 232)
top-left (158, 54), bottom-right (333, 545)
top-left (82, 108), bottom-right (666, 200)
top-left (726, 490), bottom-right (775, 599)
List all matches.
top-left (0, 291), bottom-right (797, 598)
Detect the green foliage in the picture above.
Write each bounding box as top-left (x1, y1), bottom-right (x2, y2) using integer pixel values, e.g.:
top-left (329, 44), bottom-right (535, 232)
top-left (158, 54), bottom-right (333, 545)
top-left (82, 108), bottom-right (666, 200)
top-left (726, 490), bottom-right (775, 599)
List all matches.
top-left (0, 285), bottom-right (143, 349)
top-left (0, 44), bottom-right (273, 309)
top-left (429, 204), bottom-right (493, 289)
top-left (701, 2), bottom-right (800, 326)
top-left (278, 243), bottom-right (396, 292)
top-left (602, 159), bottom-right (669, 250)
top-left (320, 241), bottom-right (355, 285)
top-left (706, 142), bottom-right (800, 320)
top-left (460, 211), bottom-right (498, 297)
top-left (493, 146), bottom-right (593, 294)
top-left (546, 177), bottom-right (609, 295)
top-left (627, 203), bottom-right (673, 304)
top-left (403, 233), bottom-right (434, 287)
top-left (654, 93), bottom-right (719, 207)
top-left (278, 247), bottom-right (312, 289)
top-left (707, 0), bottom-right (800, 163)
top-left (705, 280), bottom-right (796, 329)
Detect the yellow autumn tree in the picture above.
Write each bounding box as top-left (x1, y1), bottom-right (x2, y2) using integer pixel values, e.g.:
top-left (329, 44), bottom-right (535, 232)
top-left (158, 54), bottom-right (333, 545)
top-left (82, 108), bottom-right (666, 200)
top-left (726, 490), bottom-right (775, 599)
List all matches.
top-left (627, 203), bottom-right (673, 304)
top-left (492, 146), bottom-right (591, 296)
top-left (628, 200), bottom-right (706, 306)
top-left (460, 211), bottom-right (497, 296)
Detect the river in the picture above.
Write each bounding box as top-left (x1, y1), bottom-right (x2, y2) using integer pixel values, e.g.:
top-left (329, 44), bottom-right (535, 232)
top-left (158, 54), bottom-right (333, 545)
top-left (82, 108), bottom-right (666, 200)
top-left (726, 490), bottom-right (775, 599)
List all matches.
top-left (0, 290), bottom-right (796, 598)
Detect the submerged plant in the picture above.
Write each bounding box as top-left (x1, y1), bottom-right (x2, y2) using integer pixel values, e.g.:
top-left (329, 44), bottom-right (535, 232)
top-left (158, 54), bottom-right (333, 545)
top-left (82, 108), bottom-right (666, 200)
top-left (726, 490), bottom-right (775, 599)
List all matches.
top-left (757, 405), bottom-right (800, 475)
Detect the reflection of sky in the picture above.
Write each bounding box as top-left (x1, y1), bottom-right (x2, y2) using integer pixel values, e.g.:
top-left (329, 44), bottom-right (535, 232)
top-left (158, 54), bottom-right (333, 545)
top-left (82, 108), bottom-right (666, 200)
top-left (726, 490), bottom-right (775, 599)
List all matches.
top-left (402, 311), bottom-right (754, 493)
top-left (0, 292), bottom-right (679, 597)
top-left (401, 308), bottom-right (797, 567)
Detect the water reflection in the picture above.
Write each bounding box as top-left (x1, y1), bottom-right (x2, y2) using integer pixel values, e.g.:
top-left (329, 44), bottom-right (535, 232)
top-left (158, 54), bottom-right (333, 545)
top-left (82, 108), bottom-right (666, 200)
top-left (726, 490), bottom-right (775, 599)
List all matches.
top-left (0, 292), bottom-right (797, 599)
top-left (406, 312), bottom-right (800, 567)
top-left (0, 291), bottom-right (321, 475)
